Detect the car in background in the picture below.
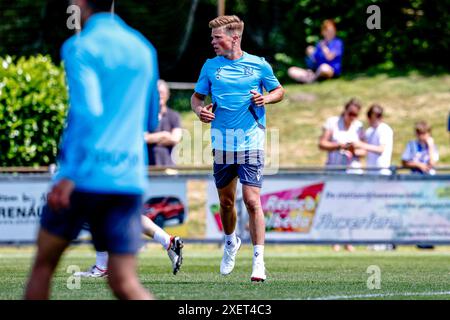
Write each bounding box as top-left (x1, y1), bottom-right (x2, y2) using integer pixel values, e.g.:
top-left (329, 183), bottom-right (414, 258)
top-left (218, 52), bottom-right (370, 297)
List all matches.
top-left (143, 196), bottom-right (185, 228)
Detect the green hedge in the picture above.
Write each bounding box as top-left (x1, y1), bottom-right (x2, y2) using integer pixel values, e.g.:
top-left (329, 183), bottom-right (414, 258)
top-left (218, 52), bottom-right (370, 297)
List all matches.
top-left (0, 55), bottom-right (67, 167)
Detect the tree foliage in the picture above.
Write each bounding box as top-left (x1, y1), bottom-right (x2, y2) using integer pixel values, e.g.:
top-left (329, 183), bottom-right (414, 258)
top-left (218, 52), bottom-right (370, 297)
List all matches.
top-left (1, 0), bottom-right (448, 81)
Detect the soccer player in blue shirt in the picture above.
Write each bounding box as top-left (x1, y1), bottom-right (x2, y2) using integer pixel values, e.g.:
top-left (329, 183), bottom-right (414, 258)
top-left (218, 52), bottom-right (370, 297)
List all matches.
top-left (24, 0), bottom-right (158, 299)
top-left (191, 15), bottom-right (284, 282)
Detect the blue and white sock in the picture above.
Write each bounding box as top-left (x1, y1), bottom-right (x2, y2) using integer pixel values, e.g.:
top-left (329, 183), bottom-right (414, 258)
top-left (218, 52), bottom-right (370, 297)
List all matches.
top-left (225, 232), bottom-right (237, 248)
top-left (253, 245), bottom-right (264, 264)
top-left (154, 228), bottom-right (171, 250)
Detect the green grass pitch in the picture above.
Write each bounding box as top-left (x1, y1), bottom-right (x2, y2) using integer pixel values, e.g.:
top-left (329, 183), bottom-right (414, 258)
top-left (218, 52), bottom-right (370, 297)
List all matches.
top-left (1, 244), bottom-right (450, 300)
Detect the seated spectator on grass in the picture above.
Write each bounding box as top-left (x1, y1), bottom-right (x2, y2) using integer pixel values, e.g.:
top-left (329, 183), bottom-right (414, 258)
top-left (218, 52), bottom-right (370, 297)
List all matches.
top-left (145, 80), bottom-right (182, 166)
top-left (401, 121), bottom-right (439, 175)
top-left (288, 19), bottom-right (343, 84)
top-left (352, 104), bottom-right (393, 175)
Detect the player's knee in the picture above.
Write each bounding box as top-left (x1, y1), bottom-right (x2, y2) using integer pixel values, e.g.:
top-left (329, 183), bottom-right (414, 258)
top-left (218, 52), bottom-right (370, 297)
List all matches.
top-left (317, 64), bottom-right (334, 78)
top-left (244, 197), bottom-right (261, 214)
top-left (287, 67), bottom-right (298, 78)
top-left (219, 197), bottom-right (235, 211)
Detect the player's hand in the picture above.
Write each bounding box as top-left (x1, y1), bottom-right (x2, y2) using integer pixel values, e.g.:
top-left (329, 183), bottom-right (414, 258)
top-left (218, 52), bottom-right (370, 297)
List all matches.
top-left (197, 104), bottom-right (215, 123)
top-left (425, 136), bottom-right (435, 147)
top-left (47, 179), bottom-right (75, 212)
top-left (251, 90), bottom-right (265, 107)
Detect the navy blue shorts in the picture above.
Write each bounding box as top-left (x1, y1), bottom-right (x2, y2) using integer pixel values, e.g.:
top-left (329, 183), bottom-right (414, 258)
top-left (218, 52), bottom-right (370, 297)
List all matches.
top-left (40, 191), bottom-right (143, 254)
top-left (213, 149), bottom-right (264, 189)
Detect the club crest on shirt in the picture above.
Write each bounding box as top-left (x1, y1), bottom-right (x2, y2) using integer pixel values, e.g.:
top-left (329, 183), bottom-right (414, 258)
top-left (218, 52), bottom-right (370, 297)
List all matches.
top-left (243, 66), bottom-right (254, 77)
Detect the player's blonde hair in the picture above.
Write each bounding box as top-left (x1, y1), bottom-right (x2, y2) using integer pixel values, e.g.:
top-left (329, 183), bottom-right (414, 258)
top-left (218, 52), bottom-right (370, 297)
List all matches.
top-left (209, 15), bottom-right (244, 36)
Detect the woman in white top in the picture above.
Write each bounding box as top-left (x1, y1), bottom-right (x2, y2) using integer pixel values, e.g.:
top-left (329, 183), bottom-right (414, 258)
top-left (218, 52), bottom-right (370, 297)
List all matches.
top-left (318, 99), bottom-right (365, 252)
top-left (319, 99), bottom-right (365, 171)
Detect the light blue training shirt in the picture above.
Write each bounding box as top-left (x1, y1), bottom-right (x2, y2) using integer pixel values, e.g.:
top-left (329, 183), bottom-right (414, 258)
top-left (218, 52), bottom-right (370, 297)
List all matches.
top-left (194, 52), bottom-right (281, 152)
top-left (56, 13), bottom-right (159, 194)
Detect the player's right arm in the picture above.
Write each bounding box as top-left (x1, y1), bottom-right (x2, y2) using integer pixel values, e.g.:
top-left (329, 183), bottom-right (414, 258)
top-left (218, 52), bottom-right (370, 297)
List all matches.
top-left (192, 60), bottom-right (215, 123)
top-left (49, 39), bottom-right (103, 210)
top-left (191, 92), bottom-right (214, 123)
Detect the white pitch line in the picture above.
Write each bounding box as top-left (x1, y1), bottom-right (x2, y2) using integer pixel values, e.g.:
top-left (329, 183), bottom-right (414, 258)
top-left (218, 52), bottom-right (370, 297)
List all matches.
top-left (307, 291), bottom-right (450, 300)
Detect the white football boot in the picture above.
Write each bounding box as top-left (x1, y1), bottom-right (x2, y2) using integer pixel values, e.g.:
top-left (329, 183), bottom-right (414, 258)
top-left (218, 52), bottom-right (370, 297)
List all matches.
top-left (74, 265), bottom-right (107, 278)
top-left (167, 236), bottom-right (184, 275)
top-left (250, 259), bottom-right (267, 282)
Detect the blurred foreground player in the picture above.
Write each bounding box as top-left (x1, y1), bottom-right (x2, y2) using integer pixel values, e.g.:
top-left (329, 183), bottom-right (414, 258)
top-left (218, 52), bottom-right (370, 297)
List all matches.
top-left (75, 80), bottom-right (184, 278)
top-left (24, 0), bottom-right (158, 299)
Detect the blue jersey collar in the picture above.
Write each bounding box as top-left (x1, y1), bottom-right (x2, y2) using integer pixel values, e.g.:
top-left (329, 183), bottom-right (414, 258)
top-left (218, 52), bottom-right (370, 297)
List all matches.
top-left (219, 51), bottom-right (247, 64)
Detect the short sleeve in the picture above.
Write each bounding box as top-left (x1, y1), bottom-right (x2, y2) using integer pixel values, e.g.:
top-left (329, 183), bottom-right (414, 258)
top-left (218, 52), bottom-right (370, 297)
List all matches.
top-left (330, 39), bottom-right (343, 58)
top-left (401, 141), bottom-right (414, 161)
top-left (61, 40), bottom-right (103, 119)
top-left (432, 145), bottom-right (440, 162)
top-left (260, 59), bottom-right (281, 92)
top-left (323, 117), bottom-right (335, 132)
top-left (194, 60), bottom-right (211, 96)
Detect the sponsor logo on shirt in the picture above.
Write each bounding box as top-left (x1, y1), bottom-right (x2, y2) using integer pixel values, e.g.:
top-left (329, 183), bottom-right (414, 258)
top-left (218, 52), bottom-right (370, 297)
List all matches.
top-left (215, 68), bottom-right (222, 80)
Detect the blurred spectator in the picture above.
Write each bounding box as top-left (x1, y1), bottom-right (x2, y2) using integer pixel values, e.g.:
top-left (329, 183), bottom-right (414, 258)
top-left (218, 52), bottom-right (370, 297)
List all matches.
top-left (352, 104), bottom-right (393, 175)
top-left (319, 98), bottom-right (366, 252)
top-left (319, 98), bottom-right (365, 173)
top-left (288, 19), bottom-right (343, 83)
top-left (145, 80), bottom-right (182, 166)
top-left (401, 121), bottom-right (439, 175)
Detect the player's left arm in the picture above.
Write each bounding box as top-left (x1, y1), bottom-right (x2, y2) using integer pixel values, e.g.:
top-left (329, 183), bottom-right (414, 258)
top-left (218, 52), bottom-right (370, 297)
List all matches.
top-left (251, 86), bottom-right (285, 106)
top-left (252, 59), bottom-right (285, 106)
